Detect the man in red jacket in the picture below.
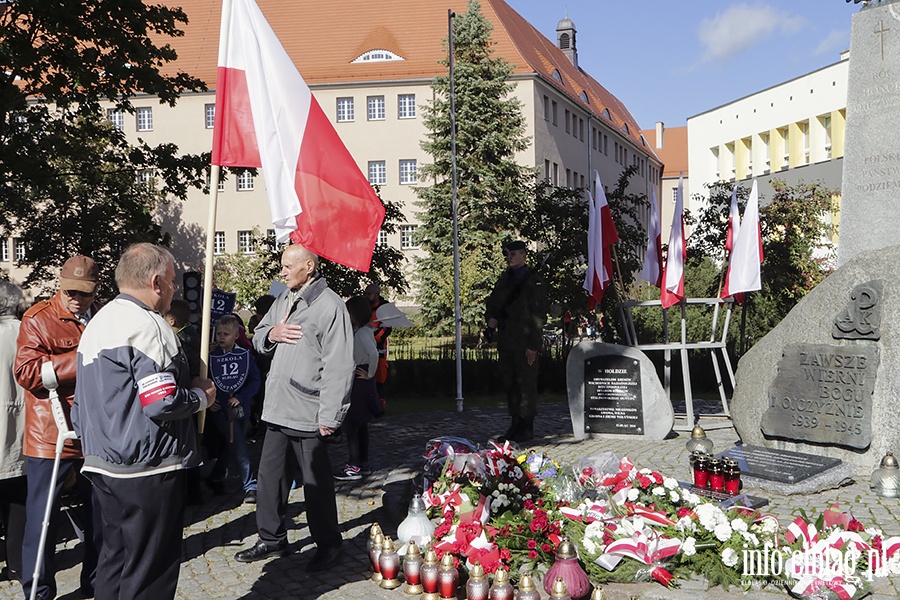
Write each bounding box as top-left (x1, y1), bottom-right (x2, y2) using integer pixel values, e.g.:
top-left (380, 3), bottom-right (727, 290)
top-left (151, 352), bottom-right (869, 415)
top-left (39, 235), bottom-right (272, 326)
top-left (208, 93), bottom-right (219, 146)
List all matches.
top-left (15, 256), bottom-right (102, 600)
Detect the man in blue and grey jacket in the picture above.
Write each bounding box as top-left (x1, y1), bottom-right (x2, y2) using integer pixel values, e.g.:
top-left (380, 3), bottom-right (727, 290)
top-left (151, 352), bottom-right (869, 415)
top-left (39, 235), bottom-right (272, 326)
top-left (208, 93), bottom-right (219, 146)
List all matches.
top-left (72, 244), bottom-right (215, 600)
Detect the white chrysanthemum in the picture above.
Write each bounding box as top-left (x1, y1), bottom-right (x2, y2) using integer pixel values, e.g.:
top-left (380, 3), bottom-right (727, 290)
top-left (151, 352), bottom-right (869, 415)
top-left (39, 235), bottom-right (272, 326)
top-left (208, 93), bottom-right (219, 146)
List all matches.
top-left (498, 494), bottom-right (509, 505)
top-left (681, 491), bottom-right (701, 506)
top-left (582, 521), bottom-right (604, 554)
top-left (676, 516), bottom-right (696, 533)
top-left (865, 527), bottom-right (883, 538)
top-left (639, 468), bottom-right (652, 475)
top-left (491, 498), bottom-right (502, 511)
top-left (756, 517), bottom-right (778, 535)
top-left (492, 490), bottom-right (500, 497)
top-left (669, 490), bottom-right (680, 503)
top-left (627, 489), bottom-right (640, 502)
top-left (694, 504), bottom-right (718, 531)
top-left (652, 486), bottom-right (666, 497)
top-left (714, 522), bottom-right (733, 542)
top-left (682, 537), bottom-right (697, 556)
top-left (740, 531), bottom-right (759, 546)
top-left (513, 467), bottom-right (523, 479)
top-left (663, 477), bottom-right (678, 490)
top-left (731, 519), bottom-right (748, 533)
top-left (721, 547), bottom-right (739, 567)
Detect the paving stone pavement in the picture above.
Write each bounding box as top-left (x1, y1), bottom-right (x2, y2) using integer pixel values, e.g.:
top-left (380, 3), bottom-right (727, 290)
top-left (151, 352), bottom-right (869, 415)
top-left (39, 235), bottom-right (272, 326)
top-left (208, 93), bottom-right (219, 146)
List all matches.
top-left (0, 401), bottom-right (897, 599)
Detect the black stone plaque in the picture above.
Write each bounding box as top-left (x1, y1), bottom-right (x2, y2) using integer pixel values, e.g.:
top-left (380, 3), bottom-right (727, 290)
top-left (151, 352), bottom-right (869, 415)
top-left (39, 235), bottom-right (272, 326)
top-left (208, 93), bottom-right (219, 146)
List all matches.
top-left (718, 445), bottom-right (841, 484)
top-left (761, 343), bottom-right (878, 450)
top-left (584, 355), bottom-right (643, 434)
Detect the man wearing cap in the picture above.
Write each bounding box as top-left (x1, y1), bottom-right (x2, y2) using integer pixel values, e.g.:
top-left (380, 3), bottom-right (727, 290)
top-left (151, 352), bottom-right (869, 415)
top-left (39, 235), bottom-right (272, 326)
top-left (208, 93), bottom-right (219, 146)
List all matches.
top-left (15, 255), bottom-right (102, 599)
top-left (485, 240), bottom-right (547, 443)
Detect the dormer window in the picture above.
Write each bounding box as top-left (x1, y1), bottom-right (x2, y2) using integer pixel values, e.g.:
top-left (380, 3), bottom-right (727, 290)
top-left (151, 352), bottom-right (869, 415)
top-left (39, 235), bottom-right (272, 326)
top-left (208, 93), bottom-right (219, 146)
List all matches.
top-left (551, 69), bottom-right (563, 84)
top-left (602, 108), bottom-right (611, 120)
top-left (579, 91), bottom-right (589, 104)
top-left (351, 49), bottom-right (404, 63)
top-left (621, 123), bottom-right (629, 134)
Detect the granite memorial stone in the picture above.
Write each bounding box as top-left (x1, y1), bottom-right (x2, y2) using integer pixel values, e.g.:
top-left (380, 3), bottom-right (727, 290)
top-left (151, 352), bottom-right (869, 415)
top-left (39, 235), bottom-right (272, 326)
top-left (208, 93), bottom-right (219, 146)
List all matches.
top-left (566, 342), bottom-right (672, 441)
top-left (838, 0), bottom-right (900, 266)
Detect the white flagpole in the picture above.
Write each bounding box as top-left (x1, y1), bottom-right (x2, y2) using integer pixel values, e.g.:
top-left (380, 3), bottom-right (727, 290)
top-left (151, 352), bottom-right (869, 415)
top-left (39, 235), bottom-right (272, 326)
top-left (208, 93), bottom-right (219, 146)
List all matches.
top-left (198, 165), bottom-right (220, 434)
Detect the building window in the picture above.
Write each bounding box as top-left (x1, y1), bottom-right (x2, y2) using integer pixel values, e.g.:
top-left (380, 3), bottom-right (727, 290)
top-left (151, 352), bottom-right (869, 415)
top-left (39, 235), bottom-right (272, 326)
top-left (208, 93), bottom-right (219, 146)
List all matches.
top-left (367, 96), bottom-right (385, 121)
top-left (544, 159), bottom-right (551, 181)
top-left (711, 146), bottom-right (720, 179)
top-left (237, 170), bottom-right (254, 191)
top-left (368, 161), bottom-right (386, 185)
top-left (400, 225), bottom-right (418, 250)
top-left (399, 159), bottom-right (417, 184)
top-left (603, 134), bottom-right (609, 155)
top-left (0, 238), bottom-right (8, 262)
top-left (745, 137), bottom-right (753, 175)
top-left (762, 133), bottom-right (771, 170)
top-left (213, 231), bottom-right (226, 255)
top-left (551, 101), bottom-right (558, 126)
top-left (566, 168), bottom-right (572, 188)
top-left (823, 115), bottom-right (833, 158)
top-left (565, 109), bottom-right (570, 133)
top-left (138, 169), bottom-right (154, 188)
top-left (377, 230), bottom-right (388, 246)
top-left (337, 97), bottom-right (355, 122)
top-left (672, 188), bottom-right (679, 203)
top-left (726, 142), bottom-right (736, 178)
top-left (543, 95), bottom-right (550, 121)
top-left (780, 127), bottom-right (789, 169)
top-left (205, 104), bottom-right (216, 129)
top-left (398, 94), bottom-right (416, 119)
top-left (238, 230), bottom-right (254, 254)
top-left (579, 118), bottom-right (584, 141)
top-left (552, 162), bottom-right (559, 186)
top-left (801, 121), bottom-right (810, 164)
top-left (106, 109), bottom-right (125, 131)
top-left (14, 238), bottom-right (25, 262)
top-left (136, 107), bottom-right (153, 131)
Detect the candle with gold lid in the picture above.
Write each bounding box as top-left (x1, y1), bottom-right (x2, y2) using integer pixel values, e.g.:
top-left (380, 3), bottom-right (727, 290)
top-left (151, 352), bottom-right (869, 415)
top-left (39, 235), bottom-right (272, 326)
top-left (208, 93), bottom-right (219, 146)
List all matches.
top-left (515, 573), bottom-right (541, 600)
top-left (550, 577), bottom-right (571, 599)
top-left (402, 539), bottom-right (424, 595)
top-left (378, 536), bottom-right (402, 589)
top-left (421, 547), bottom-right (441, 600)
top-left (488, 566), bottom-right (514, 600)
top-left (437, 552), bottom-right (459, 599)
top-left (872, 451), bottom-right (900, 498)
top-left (369, 531), bottom-right (384, 582)
top-left (465, 562), bottom-right (489, 600)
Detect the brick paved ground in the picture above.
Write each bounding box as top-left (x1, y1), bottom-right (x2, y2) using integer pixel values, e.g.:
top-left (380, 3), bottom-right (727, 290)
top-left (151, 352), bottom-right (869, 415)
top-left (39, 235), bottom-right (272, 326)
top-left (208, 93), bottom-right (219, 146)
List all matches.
top-left (0, 401), bottom-right (897, 599)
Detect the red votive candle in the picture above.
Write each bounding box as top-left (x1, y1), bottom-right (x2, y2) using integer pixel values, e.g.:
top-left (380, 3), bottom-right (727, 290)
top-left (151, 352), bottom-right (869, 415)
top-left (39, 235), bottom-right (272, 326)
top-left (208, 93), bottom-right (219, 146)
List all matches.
top-left (708, 459), bottom-right (724, 491)
top-left (693, 454), bottom-right (709, 488)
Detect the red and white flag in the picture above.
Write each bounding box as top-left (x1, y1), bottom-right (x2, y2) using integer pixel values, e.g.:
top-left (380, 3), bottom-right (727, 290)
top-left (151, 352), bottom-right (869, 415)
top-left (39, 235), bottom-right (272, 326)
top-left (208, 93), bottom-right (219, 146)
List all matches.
top-left (641, 187), bottom-right (662, 288)
top-left (725, 185), bottom-right (740, 254)
top-left (212, 0), bottom-right (385, 271)
top-left (722, 179), bottom-right (763, 300)
top-left (583, 171), bottom-right (619, 308)
top-left (660, 174), bottom-right (686, 309)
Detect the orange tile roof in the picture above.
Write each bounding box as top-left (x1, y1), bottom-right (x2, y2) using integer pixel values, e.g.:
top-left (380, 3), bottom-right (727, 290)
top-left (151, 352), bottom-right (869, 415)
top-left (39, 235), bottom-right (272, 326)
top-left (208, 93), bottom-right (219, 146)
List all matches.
top-left (642, 126), bottom-right (688, 177)
top-left (165, 0), bottom-right (648, 149)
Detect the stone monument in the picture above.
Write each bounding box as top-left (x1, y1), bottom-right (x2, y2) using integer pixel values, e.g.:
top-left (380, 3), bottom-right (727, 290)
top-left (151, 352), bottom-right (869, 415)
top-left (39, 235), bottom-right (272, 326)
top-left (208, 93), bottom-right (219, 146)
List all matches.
top-left (566, 342), bottom-right (673, 440)
top-left (837, 0), bottom-right (900, 266)
top-left (731, 249), bottom-right (900, 468)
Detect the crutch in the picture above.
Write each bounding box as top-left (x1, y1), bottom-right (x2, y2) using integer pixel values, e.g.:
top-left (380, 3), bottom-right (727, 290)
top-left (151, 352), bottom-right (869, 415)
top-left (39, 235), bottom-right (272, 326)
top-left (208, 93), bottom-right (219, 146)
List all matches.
top-left (29, 361), bottom-right (78, 600)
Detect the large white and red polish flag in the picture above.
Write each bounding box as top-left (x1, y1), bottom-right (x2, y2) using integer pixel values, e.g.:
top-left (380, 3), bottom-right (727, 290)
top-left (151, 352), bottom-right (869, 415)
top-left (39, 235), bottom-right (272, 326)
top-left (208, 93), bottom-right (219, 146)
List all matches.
top-left (640, 187), bottom-right (662, 288)
top-left (722, 179), bottom-right (763, 301)
top-left (660, 174), bottom-right (686, 309)
top-left (211, 0), bottom-right (385, 271)
top-left (582, 171), bottom-right (619, 308)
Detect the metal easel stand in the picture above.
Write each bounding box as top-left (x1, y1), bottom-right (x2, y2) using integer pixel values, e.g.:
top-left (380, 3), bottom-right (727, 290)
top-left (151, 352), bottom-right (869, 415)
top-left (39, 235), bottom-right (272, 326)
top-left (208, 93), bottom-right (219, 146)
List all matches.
top-left (619, 298), bottom-right (736, 430)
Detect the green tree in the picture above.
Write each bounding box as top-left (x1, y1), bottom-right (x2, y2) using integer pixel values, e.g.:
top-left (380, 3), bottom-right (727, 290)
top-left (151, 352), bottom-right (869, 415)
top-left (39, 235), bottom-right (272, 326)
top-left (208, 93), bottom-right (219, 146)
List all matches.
top-left (415, 0), bottom-right (533, 334)
top-left (0, 0), bottom-right (208, 291)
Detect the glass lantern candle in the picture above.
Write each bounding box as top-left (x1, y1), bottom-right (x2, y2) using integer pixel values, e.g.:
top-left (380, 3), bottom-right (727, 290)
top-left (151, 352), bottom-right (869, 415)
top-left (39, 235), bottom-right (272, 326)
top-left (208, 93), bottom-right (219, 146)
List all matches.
top-left (379, 536), bottom-right (402, 589)
top-left (871, 451), bottom-right (900, 498)
top-left (465, 562), bottom-right (490, 600)
top-left (542, 538), bottom-right (590, 599)
top-left (437, 552), bottom-right (459, 599)
top-left (421, 548), bottom-right (441, 600)
top-left (397, 493), bottom-right (435, 545)
top-left (403, 540), bottom-right (424, 595)
top-left (708, 459), bottom-right (724, 491)
top-left (724, 458), bottom-right (741, 495)
top-left (516, 573), bottom-right (541, 600)
top-left (685, 425), bottom-right (714, 454)
top-left (693, 453), bottom-right (709, 487)
top-left (550, 577), bottom-right (571, 600)
top-left (369, 531), bottom-right (384, 583)
top-left (488, 566), bottom-right (514, 600)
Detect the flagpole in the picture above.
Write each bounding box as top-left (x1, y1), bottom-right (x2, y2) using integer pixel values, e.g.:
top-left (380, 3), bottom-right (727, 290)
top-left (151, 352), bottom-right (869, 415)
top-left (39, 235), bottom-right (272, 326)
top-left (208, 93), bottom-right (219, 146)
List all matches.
top-left (197, 165), bottom-right (221, 434)
top-left (449, 9), bottom-right (464, 413)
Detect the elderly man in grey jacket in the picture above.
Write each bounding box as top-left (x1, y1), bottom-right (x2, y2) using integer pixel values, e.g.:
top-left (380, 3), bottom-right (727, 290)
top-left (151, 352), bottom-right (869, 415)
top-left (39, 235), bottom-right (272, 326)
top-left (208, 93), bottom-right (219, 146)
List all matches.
top-left (235, 244), bottom-right (353, 571)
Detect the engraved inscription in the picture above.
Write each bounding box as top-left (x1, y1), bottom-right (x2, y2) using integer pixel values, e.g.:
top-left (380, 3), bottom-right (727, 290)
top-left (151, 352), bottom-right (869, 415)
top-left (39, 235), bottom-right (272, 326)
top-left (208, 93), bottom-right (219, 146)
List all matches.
top-left (584, 356), bottom-right (643, 435)
top-left (761, 343), bottom-right (878, 450)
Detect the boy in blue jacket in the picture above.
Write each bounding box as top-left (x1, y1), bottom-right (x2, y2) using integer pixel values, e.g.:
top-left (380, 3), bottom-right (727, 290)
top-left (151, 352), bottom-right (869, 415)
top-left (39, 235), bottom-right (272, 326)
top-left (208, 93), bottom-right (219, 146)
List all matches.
top-left (208, 315), bottom-right (261, 503)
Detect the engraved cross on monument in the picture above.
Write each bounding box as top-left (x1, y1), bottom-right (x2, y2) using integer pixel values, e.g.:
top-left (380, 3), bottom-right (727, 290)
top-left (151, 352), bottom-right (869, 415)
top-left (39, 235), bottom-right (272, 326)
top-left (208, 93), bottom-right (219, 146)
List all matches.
top-left (837, 1), bottom-right (900, 266)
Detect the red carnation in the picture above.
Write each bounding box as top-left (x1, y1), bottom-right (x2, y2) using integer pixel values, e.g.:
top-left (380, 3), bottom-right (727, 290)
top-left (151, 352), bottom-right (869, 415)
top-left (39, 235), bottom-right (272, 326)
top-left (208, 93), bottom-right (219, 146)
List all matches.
top-left (541, 543), bottom-right (553, 553)
top-left (872, 535), bottom-right (883, 551)
top-left (528, 550), bottom-right (538, 560)
top-left (500, 548), bottom-right (511, 560)
top-left (677, 507), bottom-right (692, 519)
top-left (848, 519), bottom-right (865, 532)
top-left (651, 472), bottom-right (663, 484)
top-left (524, 499), bottom-right (536, 510)
top-left (527, 539), bottom-right (538, 549)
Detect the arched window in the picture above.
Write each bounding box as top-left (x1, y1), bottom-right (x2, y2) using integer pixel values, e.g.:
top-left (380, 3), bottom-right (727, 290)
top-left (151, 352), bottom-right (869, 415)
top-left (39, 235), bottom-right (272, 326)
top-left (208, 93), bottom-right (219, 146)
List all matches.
top-left (351, 49), bottom-right (404, 63)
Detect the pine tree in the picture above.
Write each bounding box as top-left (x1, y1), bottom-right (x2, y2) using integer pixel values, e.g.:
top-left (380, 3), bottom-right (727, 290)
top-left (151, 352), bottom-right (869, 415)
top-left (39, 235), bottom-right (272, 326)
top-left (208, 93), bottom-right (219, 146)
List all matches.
top-left (415, 0), bottom-right (532, 334)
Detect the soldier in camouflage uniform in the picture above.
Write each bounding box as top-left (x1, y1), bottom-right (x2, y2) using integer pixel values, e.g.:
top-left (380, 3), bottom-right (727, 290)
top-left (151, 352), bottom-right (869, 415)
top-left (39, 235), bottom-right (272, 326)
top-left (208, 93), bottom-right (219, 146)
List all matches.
top-left (484, 241), bottom-right (547, 443)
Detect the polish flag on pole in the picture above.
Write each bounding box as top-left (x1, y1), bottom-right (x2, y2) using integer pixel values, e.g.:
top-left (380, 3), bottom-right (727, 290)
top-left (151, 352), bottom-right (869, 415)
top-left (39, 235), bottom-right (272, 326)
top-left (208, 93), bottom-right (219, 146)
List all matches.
top-left (212, 0), bottom-right (385, 271)
top-left (722, 179), bottom-right (763, 300)
top-left (725, 185), bottom-right (740, 254)
top-left (641, 187), bottom-right (662, 288)
top-left (582, 172), bottom-right (619, 308)
top-left (660, 174), bottom-right (686, 309)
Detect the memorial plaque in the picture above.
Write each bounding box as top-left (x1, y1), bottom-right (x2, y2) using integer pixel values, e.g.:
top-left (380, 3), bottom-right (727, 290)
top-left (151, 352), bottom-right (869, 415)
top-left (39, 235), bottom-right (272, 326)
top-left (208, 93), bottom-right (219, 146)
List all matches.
top-left (718, 445), bottom-right (841, 484)
top-left (584, 355), bottom-right (643, 435)
top-left (761, 343), bottom-right (878, 450)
